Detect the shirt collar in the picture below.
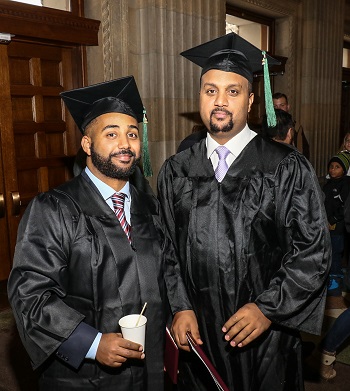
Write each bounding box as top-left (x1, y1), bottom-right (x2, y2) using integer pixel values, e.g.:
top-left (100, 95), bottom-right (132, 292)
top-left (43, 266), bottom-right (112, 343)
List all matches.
top-left (84, 167), bottom-right (130, 201)
top-left (206, 124), bottom-right (255, 159)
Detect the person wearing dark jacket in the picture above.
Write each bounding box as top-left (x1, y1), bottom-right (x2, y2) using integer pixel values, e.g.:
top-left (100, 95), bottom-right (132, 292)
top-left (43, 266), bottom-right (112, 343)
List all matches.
top-left (7, 77), bottom-right (173, 391)
top-left (158, 32), bottom-right (331, 391)
top-left (323, 151), bottom-right (350, 296)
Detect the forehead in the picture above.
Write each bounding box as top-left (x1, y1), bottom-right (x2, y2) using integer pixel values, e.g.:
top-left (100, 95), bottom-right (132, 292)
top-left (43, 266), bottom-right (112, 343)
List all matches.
top-left (201, 69), bottom-right (248, 88)
top-left (94, 112), bottom-right (139, 128)
top-left (273, 97), bottom-right (287, 105)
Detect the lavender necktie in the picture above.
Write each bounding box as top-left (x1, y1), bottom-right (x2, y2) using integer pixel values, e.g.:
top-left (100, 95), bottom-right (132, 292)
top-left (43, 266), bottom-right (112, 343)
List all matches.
top-left (111, 193), bottom-right (131, 243)
top-left (215, 146), bottom-right (230, 182)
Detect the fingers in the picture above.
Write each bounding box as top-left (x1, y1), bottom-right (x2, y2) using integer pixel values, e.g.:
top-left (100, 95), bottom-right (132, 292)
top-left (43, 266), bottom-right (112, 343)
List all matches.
top-left (96, 333), bottom-right (145, 367)
top-left (171, 310), bottom-right (203, 352)
top-left (222, 314), bottom-right (242, 333)
top-left (224, 320), bottom-right (255, 347)
top-left (222, 303), bottom-right (271, 348)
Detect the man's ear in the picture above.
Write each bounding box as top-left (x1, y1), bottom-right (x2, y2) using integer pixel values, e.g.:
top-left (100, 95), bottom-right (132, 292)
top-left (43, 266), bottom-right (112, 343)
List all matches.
top-left (81, 135), bottom-right (92, 156)
top-left (286, 128), bottom-right (294, 144)
top-left (247, 93), bottom-right (254, 113)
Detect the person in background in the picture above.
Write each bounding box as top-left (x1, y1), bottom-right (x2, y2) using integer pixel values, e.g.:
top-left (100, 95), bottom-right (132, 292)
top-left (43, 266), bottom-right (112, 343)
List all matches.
top-left (338, 134), bottom-right (350, 291)
top-left (261, 108), bottom-right (295, 145)
top-left (317, 306), bottom-right (350, 379)
top-left (272, 92), bottom-right (290, 112)
top-left (317, 195), bottom-right (350, 380)
top-left (339, 132), bottom-right (350, 175)
top-left (340, 132), bottom-right (350, 153)
top-left (158, 32), bottom-right (331, 391)
top-left (272, 92), bottom-right (310, 159)
top-left (7, 76), bottom-right (172, 391)
top-left (323, 152), bottom-right (350, 297)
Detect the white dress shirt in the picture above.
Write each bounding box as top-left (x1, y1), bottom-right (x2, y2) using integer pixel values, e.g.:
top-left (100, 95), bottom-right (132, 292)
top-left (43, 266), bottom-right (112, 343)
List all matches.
top-left (206, 124), bottom-right (257, 170)
top-left (85, 166), bottom-right (131, 224)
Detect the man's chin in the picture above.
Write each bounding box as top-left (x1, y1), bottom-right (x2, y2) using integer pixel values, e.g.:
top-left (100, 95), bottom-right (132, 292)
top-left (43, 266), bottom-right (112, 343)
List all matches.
top-left (209, 119), bottom-right (234, 134)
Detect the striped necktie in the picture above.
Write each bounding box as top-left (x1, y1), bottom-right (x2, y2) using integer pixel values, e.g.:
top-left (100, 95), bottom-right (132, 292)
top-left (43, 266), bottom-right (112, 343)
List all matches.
top-left (111, 193), bottom-right (131, 243)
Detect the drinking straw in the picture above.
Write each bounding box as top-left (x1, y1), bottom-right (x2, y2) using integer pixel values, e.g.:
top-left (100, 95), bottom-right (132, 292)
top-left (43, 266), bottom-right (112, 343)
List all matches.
top-left (135, 302), bottom-right (147, 327)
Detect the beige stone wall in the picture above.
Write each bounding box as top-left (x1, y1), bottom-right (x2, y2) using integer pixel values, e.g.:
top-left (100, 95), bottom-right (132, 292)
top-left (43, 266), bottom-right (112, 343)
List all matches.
top-left (84, 0), bottom-right (225, 189)
top-left (84, 0), bottom-right (349, 181)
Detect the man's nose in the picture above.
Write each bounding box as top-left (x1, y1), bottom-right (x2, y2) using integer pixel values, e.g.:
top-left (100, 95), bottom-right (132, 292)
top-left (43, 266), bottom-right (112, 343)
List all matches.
top-left (214, 91), bottom-right (228, 107)
top-left (117, 134), bottom-right (130, 149)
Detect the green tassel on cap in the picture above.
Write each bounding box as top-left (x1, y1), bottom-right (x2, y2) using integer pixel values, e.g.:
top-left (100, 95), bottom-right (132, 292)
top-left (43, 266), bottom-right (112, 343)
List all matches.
top-left (142, 108), bottom-right (153, 177)
top-left (262, 51), bottom-right (277, 128)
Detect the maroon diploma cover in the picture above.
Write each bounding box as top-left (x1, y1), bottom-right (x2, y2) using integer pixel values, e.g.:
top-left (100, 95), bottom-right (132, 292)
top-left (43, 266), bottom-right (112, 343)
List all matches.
top-left (164, 327), bottom-right (179, 384)
top-left (186, 332), bottom-right (229, 391)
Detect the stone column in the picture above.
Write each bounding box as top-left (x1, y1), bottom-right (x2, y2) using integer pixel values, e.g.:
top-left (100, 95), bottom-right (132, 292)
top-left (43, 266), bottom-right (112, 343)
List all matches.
top-left (299, 0), bottom-right (345, 175)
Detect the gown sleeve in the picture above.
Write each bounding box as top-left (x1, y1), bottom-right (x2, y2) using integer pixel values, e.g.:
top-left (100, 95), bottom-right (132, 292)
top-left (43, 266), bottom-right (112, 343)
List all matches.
top-left (7, 193), bottom-right (85, 369)
top-left (255, 153), bottom-right (331, 334)
top-left (157, 160), bottom-right (193, 315)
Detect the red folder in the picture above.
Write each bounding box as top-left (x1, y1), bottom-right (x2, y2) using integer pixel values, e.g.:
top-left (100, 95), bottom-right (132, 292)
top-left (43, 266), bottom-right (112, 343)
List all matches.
top-left (186, 331), bottom-right (229, 391)
top-left (164, 327), bottom-right (179, 384)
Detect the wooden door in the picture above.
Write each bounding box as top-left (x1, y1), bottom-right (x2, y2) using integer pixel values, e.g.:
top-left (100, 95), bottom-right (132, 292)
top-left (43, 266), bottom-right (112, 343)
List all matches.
top-left (0, 0), bottom-right (100, 281)
top-left (0, 41), bottom-right (80, 280)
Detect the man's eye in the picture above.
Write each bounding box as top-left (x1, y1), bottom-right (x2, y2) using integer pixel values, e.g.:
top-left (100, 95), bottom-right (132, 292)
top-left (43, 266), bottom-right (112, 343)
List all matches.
top-left (228, 90), bottom-right (239, 96)
top-left (206, 89), bottom-right (216, 95)
top-left (128, 133), bottom-right (138, 139)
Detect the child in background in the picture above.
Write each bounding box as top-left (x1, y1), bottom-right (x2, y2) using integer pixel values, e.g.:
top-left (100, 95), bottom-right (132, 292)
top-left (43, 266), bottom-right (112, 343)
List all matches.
top-left (323, 152), bottom-right (350, 296)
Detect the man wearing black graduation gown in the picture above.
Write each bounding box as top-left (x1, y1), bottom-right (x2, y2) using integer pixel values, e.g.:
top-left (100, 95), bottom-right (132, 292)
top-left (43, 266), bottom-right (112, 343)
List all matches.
top-left (8, 77), bottom-right (172, 390)
top-left (158, 33), bottom-right (331, 390)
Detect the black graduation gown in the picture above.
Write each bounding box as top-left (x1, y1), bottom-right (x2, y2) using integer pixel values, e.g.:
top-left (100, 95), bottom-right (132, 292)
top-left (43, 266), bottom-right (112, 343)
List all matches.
top-left (8, 171), bottom-right (172, 390)
top-left (158, 135), bottom-right (331, 391)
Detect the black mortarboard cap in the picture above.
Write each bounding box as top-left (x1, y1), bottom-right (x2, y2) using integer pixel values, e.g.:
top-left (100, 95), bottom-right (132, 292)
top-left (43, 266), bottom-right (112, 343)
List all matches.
top-left (60, 76), bottom-right (144, 132)
top-left (180, 32), bottom-right (280, 84)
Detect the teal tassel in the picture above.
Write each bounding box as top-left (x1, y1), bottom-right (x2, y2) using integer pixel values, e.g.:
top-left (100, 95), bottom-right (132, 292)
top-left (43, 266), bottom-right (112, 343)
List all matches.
top-left (142, 108), bottom-right (153, 177)
top-left (262, 51), bottom-right (277, 128)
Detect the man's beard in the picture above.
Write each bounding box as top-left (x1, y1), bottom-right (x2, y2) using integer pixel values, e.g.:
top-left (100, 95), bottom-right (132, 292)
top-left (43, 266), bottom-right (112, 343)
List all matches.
top-left (90, 143), bottom-right (141, 180)
top-left (209, 108), bottom-right (234, 134)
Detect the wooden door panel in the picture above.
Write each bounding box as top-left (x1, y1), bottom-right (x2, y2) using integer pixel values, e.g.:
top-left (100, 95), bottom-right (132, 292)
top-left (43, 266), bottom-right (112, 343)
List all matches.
top-left (0, 39), bottom-right (80, 281)
top-left (0, 44), bottom-right (21, 272)
top-left (8, 41), bottom-right (79, 215)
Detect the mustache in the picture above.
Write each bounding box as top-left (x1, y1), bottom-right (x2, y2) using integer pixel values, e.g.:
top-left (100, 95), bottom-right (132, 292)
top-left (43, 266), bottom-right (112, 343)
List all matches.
top-left (110, 149), bottom-right (136, 158)
top-left (210, 107), bottom-right (232, 116)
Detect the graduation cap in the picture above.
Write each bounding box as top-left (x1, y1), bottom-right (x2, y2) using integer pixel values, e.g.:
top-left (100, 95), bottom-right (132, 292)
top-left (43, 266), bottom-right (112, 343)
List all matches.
top-left (180, 32), bottom-right (281, 127)
top-left (60, 76), bottom-right (152, 177)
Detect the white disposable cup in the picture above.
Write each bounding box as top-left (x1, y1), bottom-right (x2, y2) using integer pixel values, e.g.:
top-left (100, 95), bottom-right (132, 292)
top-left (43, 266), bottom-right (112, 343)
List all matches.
top-left (118, 314), bottom-right (147, 351)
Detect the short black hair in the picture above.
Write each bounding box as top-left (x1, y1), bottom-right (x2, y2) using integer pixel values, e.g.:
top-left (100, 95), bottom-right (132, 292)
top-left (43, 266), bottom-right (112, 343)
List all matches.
top-left (261, 109), bottom-right (294, 141)
top-left (272, 92), bottom-right (288, 104)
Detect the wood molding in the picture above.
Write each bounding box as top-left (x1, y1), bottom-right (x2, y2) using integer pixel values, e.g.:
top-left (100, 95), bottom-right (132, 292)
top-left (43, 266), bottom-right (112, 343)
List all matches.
top-left (0, 0), bottom-right (100, 46)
